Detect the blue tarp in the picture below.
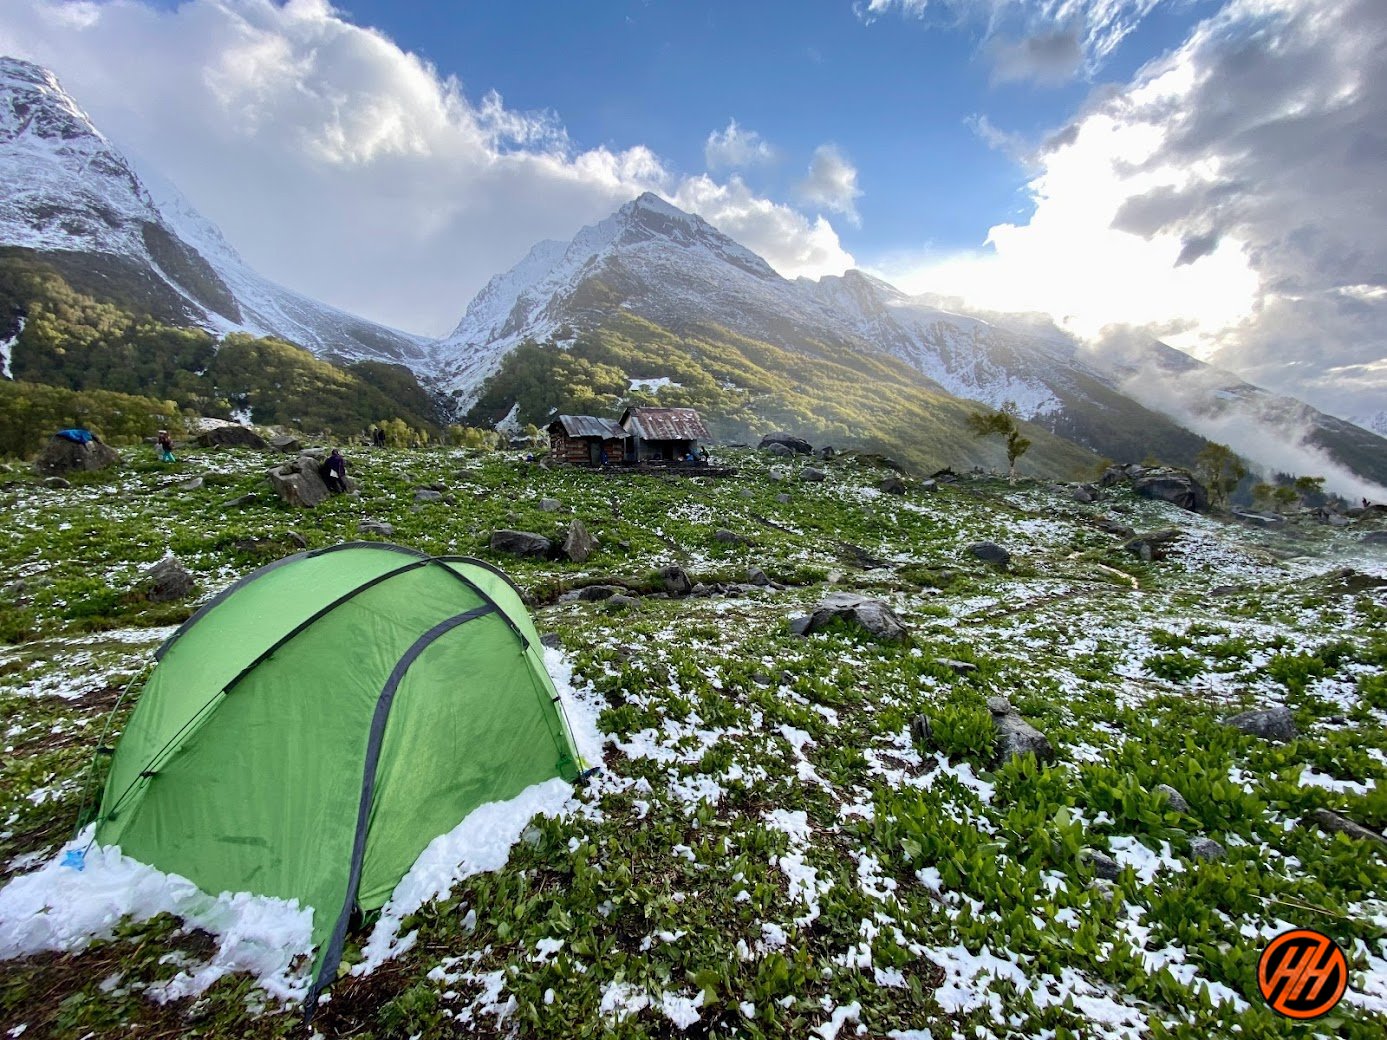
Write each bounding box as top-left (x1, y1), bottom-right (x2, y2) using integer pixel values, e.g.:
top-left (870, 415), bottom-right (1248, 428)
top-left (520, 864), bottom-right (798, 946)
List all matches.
top-left (55, 428), bottom-right (95, 444)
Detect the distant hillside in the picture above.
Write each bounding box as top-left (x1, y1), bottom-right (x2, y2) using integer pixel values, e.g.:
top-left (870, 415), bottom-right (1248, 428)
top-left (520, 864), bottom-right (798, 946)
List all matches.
top-left (0, 253), bottom-right (441, 441)
top-left (466, 311), bottom-right (1101, 479)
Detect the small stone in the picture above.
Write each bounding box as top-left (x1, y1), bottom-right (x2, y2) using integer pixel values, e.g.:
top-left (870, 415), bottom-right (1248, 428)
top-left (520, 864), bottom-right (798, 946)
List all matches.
top-left (800, 467), bottom-right (827, 482)
top-left (1154, 784), bottom-right (1190, 814)
top-left (358, 520), bottom-right (395, 537)
top-left (1226, 705), bottom-right (1297, 742)
top-left (577, 585), bottom-right (621, 601)
top-left (787, 615), bottom-right (813, 636)
top-left (909, 714), bottom-right (931, 746)
top-left (1080, 849), bottom-right (1121, 881)
top-left (43, 476), bottom-right (70, 489)
top-left (490, 530), bottom-right (553, 557)
top-left (1302, 808), bottom-right (1387, 848)
top-left (539, 633), bottom-right (563, 649)
top-left (1189, 837), bottom-right (1226, 862)
top-left (562, 519), bottom-right (598, 564)
top-left (658, 565), bottom-right (693, 596)
top-left (986, 695), bottom-right (1012, 715)
top-left (880, 477), bottom-right (907, 495)
top-left (936, 657), bottom-right (978, 676)
top-left (714, 529), bottom-right (746, 544)
top-left (776, 493), bottom-right (791, 503)
top-left (538, 498), bottom-right (562, 512)
top-left (605, 594), bottom-right (639, 610)
top-left (141, 557), bottom-right (194, 603)
top-left (414, 488), bottom-right (444, 502)
top-left (178, 476), bottom-right (204, 491)
top-left (747, 566), bottom-right (770, 586)
top-left (967, 542), bottom-right (1010, 567)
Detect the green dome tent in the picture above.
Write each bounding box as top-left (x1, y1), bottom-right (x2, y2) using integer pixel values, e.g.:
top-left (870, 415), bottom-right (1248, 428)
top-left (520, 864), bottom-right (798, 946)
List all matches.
top-left (93, 542), bottom-right (583, 1008)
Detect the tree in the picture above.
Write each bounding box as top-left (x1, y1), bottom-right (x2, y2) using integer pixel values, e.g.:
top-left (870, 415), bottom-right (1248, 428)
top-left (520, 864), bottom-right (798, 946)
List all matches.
top-left (1293, 475), bottom-right (1326, 507)
top-left (967, 409), bottom-right (1031, 483)
top-left (1194, 443), bottom-right (1246, 511)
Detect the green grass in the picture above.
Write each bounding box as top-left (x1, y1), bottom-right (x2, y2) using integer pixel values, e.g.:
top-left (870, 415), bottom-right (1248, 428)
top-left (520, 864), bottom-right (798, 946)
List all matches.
top-left (1, 443), bottom-right (1384, 1038)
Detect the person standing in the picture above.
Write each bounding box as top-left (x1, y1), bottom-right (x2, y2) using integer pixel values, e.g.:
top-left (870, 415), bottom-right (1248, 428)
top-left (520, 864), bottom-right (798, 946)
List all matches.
top-left (321, 448), bottom-right (348, 493)
top-left (155, 430), bottom-right (175, 463)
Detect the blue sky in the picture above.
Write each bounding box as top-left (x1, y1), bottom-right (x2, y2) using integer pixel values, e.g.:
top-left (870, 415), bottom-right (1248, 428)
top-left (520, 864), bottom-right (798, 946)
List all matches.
top-left (1, 0), bottom-right (1384, 429)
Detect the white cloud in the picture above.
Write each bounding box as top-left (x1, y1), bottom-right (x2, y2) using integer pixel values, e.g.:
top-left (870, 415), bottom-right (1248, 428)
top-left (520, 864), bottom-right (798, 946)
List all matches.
top-left (704, 119), bottom-right (776, 170)
top-left (857, 0), bottom-right (1171, 83)
top-left (871, 0), bottom-right (1387, 423)
top-left (0, 0), bottom-right (851, 336)
top-left (796, 144), bottom-right (863, 225)
top-left (672, 175), bottom-right (855, 278)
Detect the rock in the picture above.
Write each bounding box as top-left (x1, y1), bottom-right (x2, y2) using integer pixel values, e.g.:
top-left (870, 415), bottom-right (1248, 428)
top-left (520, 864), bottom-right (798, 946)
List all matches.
top-left (578, 584), bottom-right (622, 601)
top-left (1362, 531), bottom-right (1387, 545)
top-left (605, 594), bottom-right (639, 610)
top-left (269, 434), bottom-right (302, 453)
top-left (880, 477), bottom-right (908, 495)
top-left (919, 479), bottom-right (938, 492)
top-left (776, 493), bottom-right (791, 503)
top-left (1302, 808), bottom-right (1387, 848)
top-left (747, 566), bottom-right (770, 586)
top-left (538, 498), bottom-right (563, 512)
top-left (265, 454), bottom-right (333, 508)
top-left (178, 476), bottom-right (204, 491)
top-left (658, 565), bottom-right (693, 596)
top-left (1123, 529), bottom-right (1183, 562)
top-left (1233, 510), bottom-right (1286, 529)
top-left (798, 592), bottom-right (908, 642)
top-left (285, 530), bottom-right (309, 549)
top-left (759, 432), bottom-right (814, 455)
top-left (936, 658), bottom-right (978, 676)
top-left (1095, 518), bottom-right (1136, 539)
top-left (967, 542), bottom-right (1011, 568)
top-left (34, 436), bottom-right (120, 476)
top-left (1072, 485), bottom-right (1097, 504)
top-left (800, 467), bottom-right (827, 482)
top-left (1210, 584), bottom-right (1244, 596)
top-left (714, 529), bottom-right (748, 544)
top-left (986, 695), bottom-right (1013, 715)
top-left (1080, 849), bottom-right (1121, 881)
top-left (690, 583), bottom-right (714, 597)
top-left (1226, 705), bottom-right (1296, 742)
top-left (1188, 837), bottom-right (1226, 862)
top-left (197, 425), bottom-right (269, 450)
top-left (562, 519), bottom-right (598, 564)
top-left (738, 489), bottom-right (754, 499)
top-left (490, 530), bottom-right (553, 557)
top-left (141, 556), bottom-right (194, 603)
top-left (909, 714), bottom-right (931, 746)
top-left (817, 446), bottom-right (836, 459)
top-left (540, 633), bottom-right (563, 649)
top-left (1132, 468), bottom-right (1209, 512)
top-left (1154, 784), bottom-right (1190, 814)
top-left (358, 520), bottom-right (395, 537)
top-left (991, 705), bottom-right (1055, 763)
top-left (769, 466), bottom-right (790, 481)
top-left (787, 615), bottom-right (813, 636)
top-left (1323, 513), bottom-right (1351, 527)
top-left (762, 442), bottom-right (795, 457)
top-left (414, 488), bottom-right (444, 502)
top-left (43, 476), bottom-right (70, 489)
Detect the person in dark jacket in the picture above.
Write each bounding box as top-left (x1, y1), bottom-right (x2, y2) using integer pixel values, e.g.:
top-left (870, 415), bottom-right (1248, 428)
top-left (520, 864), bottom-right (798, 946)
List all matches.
top-left (155, 430), bottom-right (176, 463)
top-left (321, 448), bottom-right (348, 493)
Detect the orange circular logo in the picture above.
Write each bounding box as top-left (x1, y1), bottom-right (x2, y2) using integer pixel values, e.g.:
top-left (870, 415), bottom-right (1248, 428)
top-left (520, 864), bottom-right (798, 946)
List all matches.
top-left (1257, 928), bottom-right (1348, 1019)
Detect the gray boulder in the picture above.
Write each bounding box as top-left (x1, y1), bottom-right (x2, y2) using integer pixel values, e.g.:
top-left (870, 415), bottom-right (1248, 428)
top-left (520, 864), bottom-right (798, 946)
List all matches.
top-left (562, 519), bottom-right (598, 564)
top-left (197, 425), bottom-right (269, 450)
top-left (759, 432), bottom-right (814, 455)
top-left (34, 436), bottom-right (120, 476)
top-left (659, 565), bottom-right (693, 596)
top-left (798, 591), bottom-right (908, 642)
top-left (1123, 529), bottom-right (1183, 562)
top-left (1080, 849), bottom-right (1121, 881)
top-left (605, 594), bottom-right (639, 610)
top-left (490, 530), bottom-right (553, 557)
top-left (1233, 511), bottom-right (1286, 529)
top-left (1302, 808), bottom-right (1387, 848)
top-left (967, 542), bottom-right (1011, 568)
top-left (266, 454), bottom-right (335, 508)
top-left (269, 434), bottom-right (302, 453)
top-left (1095, 518), bottom-right (1136, 539)
top-left (800, 467), bottom-right (827, 482)
top-left (358, 520), bottom-right (395, 537)
top-left (817, 446), bottom-right (836, 459)
top-left (989, 698), bottom-right (1054, 763)
top-left (880, 476), bottom-right (908, 495)
top-left (714, 529), bottom-right (748, 544)
top-left (1132, 468), bottom-right (1209, 512)
top-left (538, 498), bottom-right (563, 512)
top-left (747, 566), bottom-right (770, 586)
top-left (578, 584), bottom-right (622, 602)
top-left (141, 557), bottom-right (194, 603)
top-left (936, 658), bottom-right (978, 676)
top-left (1189, 837), bottom-right (1226, 862)
top-left (762, 442), bottom-right (795, 457)
top-left (1154, 784), bottom-right (1190, 814)
top-left (414, 488), bottom-right (444, 502)
top-left (178, 476), bottom-right (204, 491)
top-left (1226, 705), bottom-right (1297, 742)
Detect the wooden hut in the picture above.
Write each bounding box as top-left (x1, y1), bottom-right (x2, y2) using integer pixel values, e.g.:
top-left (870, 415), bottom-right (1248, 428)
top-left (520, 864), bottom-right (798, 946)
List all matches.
top-left (619, 407), bottom-right (711, 462)
top-left (547, 415), bottom-right (627, 466)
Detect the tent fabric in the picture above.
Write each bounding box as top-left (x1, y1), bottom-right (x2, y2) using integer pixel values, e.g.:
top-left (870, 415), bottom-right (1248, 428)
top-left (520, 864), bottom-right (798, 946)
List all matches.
top-left (94, 542), bottom-right (582, 1008)
top-left (55, 428), bottom-right (95, 444)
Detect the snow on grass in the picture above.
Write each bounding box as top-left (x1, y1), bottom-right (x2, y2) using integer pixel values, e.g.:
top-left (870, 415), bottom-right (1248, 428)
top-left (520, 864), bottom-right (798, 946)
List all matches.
top-left (354, 778), bottom-right (575, 976)
top-left (0, 828), bottom-right (313, 1002)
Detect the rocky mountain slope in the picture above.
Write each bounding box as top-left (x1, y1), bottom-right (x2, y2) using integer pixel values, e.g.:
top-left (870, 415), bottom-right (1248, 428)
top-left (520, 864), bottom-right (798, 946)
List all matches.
top-left (1, 442), bottom-right (1384, 1037)
top-left (0, 57), bottom-right (428, 366)
top-left (435, 194), bottom-right (1387, 489)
